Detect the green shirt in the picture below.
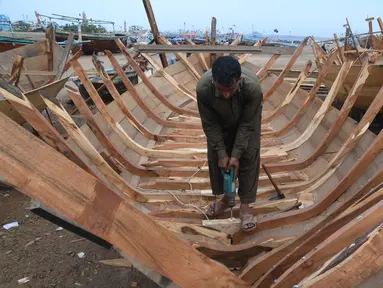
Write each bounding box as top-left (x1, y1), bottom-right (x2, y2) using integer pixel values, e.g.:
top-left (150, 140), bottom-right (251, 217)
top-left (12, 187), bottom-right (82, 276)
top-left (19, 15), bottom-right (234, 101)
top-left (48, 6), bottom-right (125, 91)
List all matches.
top-left (196, 66), bottom-right (263, 160)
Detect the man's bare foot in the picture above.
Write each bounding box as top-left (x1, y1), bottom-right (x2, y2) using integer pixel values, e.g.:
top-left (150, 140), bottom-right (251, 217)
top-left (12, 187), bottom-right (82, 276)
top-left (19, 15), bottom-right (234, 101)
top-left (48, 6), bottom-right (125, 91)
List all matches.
top-left (206, 195), bottom-right (230, 217)
top-left (240, 203), bottom-right (257, 231)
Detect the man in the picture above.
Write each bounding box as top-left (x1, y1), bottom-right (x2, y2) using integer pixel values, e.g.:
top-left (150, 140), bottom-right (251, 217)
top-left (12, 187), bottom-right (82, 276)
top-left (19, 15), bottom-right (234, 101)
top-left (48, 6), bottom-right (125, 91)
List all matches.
top-left (196, 56), bottom-right (262, 232)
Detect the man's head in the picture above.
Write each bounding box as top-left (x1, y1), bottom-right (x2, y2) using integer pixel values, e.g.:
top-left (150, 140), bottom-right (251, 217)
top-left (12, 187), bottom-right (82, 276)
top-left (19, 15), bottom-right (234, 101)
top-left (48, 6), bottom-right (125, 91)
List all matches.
top-left (212, 56), bottom-right (241, 99)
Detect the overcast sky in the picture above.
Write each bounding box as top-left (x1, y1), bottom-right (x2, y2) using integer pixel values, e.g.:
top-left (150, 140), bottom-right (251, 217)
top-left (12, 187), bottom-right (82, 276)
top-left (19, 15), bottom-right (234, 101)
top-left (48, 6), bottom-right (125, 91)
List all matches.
top-left (1, 0), bottom-right (382, 37)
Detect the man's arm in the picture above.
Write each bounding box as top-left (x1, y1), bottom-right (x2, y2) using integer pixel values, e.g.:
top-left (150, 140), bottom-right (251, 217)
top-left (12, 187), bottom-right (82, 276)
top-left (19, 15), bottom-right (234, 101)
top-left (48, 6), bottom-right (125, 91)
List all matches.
top-left (197, 89), bottom-right (228, 159)
top-left (231, 84), bottom-right (263, 160)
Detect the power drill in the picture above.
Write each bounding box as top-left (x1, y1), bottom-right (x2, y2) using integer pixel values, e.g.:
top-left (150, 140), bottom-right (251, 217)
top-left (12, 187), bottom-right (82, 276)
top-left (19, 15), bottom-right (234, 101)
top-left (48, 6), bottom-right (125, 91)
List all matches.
top-left (221, 167), bottom-right (236, 219)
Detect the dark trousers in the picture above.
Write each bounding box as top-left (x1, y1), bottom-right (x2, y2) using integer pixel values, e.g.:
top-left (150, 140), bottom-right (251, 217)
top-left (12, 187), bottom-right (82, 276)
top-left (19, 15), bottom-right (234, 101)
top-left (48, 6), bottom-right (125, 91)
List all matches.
top-left (207, 144), bottom-right (260, 204)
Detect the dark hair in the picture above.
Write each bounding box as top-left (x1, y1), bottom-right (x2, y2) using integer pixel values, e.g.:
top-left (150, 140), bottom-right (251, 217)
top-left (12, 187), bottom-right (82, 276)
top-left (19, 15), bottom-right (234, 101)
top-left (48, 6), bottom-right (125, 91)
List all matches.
top-left (212, 56), bottom-right (241, 87)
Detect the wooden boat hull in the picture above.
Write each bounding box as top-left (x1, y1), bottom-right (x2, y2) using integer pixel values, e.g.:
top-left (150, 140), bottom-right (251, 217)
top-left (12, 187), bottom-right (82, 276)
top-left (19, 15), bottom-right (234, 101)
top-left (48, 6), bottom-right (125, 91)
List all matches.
top-left (0, 41), bottom-right (27, 52)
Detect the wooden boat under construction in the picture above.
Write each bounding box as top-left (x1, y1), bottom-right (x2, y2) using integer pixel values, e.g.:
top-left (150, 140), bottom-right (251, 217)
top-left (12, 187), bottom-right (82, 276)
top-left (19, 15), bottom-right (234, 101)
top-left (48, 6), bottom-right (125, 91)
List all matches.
top-left (0, 33), bottom-right (383, 287)
top-left (0, 32), bottom-right (73, 125)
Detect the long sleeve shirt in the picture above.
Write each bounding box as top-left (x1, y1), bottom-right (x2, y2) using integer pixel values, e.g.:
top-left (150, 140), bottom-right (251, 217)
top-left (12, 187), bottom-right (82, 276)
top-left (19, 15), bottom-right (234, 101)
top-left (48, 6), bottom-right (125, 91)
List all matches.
top-left (196, 66), bottom-right (263, 160)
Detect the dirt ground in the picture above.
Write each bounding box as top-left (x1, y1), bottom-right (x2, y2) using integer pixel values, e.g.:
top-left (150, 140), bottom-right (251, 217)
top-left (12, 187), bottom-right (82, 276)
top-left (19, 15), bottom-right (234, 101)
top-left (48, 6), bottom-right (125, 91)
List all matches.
top-left (0, 187), bottom-right (160, 288)
top-left (0, 47), bottom-right (316, 287)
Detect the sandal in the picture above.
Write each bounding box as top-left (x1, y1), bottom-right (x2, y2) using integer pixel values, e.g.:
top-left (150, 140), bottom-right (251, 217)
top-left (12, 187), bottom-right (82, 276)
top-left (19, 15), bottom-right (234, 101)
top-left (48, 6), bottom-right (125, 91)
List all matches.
top-left (240, 213), bottom-right (257, 232)
top-left (206, 200), bottom-right (229, 218)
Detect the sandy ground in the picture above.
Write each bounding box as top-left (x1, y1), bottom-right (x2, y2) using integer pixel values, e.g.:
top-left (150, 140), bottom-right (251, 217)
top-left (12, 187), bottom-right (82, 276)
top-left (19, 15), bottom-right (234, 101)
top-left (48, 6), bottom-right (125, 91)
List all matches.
top-left (1, 47), bottom-right (316, 287)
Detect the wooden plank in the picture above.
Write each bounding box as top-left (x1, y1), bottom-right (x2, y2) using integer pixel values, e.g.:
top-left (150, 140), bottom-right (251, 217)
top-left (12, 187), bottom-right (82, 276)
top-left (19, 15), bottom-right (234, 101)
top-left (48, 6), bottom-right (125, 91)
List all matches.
top-left (0, 113), bottom-right (248, 288)
top-left (378, 17), bottom-right (383, 34)
top-left (114, 40), bottom-right (200, 117)
top-left (274, 201), bottom-right (383, 287)
top-left (142, 0), bottom-right (168, 68)
top-left (262, 37), bottom-right (310, 101)
top-left (141, 52), bottom-right (197, 100)
top-left (99, 258), bottom-right (132, 268)
top-left (304, 225), bottom-right (383, 288)
top-left (238, 37), bottom-right (267, 64)
top-left (8, 55), bottom-right (24, 88)
top-left (135, 44), bottom-right (263, 54)
top-left (105, 51), bottom-right (201, 130)
top-left (157, 36), bottom-right (202, 80)
top-left (333, 33), bottom-right (345, 63)
top-left (184, 38), bottom-right (209, 72)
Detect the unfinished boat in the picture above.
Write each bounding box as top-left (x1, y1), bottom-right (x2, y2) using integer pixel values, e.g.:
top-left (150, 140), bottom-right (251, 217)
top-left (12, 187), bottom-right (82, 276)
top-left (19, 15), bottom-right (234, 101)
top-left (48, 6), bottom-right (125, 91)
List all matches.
top-left (0, 30), bottom-right (74, 125)
top-left (1, 25), bottom-right (382, 287)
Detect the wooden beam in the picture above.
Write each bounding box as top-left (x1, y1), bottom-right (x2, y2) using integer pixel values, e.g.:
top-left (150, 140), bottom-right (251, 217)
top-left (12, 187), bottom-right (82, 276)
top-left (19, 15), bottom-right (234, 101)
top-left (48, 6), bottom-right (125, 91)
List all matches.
top-left (114, 40), bottom-right (200, 117)
top-left (157, 36), bottom-right (202, 80)
top-left (142, 0), bottom-right (168, 68)
top-left (134, 44), bottom-right (263, 54)
top-left (45, 25), bottom-right (55, 71)
top-left (0, 113), bottom-right (249, 288)
top-left (274, 201), bottom-right (383, 287)
top-left (140, 52), bottom-right (197, 100)
top-left (184, 38), bottom-right (209, 71)
top-left (262, 37), bottom-right (310, 101)
top-left (210, 17), bottom-right (217, 64)
top-left (242, 170), bottom-right (383, 285)
top-left (8, 55), bottom-right (24, 88)
top-left (238, 37), bottom-right (268, 64)
top-left (55, 32), bottom-right (74, 80)
top-left (105, 51), bottom-right (201, 130)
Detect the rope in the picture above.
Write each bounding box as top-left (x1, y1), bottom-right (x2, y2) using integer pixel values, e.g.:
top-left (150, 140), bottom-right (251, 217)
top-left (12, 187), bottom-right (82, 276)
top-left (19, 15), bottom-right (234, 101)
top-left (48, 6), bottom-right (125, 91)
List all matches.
top-left (165, 190), bottom-right (210, 220)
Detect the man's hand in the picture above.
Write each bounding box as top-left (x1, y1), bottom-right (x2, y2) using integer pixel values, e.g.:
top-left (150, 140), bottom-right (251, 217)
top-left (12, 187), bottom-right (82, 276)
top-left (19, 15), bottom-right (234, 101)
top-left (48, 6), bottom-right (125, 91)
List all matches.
top-left (218, 157), bottom-right (230, 170)
top-left (229, 157), bottom-right (240, 179)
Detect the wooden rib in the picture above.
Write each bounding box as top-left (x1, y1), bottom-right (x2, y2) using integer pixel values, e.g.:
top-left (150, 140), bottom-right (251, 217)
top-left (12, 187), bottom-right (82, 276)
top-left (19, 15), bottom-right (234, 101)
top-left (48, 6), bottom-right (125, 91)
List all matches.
top-left (0, 113), bottom-right (248, 288)
top-left (255, 54), bottom-right (281, 79)
top-left (91, 55), bottom-right (204, 143)
top-left (274, 201), bottom-right (383, 287)
top-left (105, 51), bottom-right (201, 130)
top-left (280, 60), bottom-right (353, 152)
top-left (0, 87), bottom-right (94, 176)
top-left (378, 17), bottom-right (383, 33)
top-left (265, 61), bottom-right (372, 173)
top-left (184, 38), bottom-right (209, 71)
top-left (141, 52), bottom-right (197, 100)
top-left (262, 36), bottom-right (310, 101)
top-left (66, 88), bottom-right (209, 178)
top-left (303, 225), bottom-right (383, 288)
top-left (114, 39), bottom-right (200, 117)
top-left (333, 33), bottom-right (345, 63)
top-left (138, 172), bottom-right (307, 190)
top-left (243, 170), bottom-right (383, 285)
top-left (68, 59), bottom-right (205, 159)
top-left (262, 60), bottom-right (312, 124)
top-left (157, 36), bottom-right (202, 80)
top-left (149, 198), bottom-right (299, 220)
top-left (238, 37), bottom-right (267, 64)
top-left (43, 98), bottom-right (148, 202)
top-left (232, 127), bottom-right (383, 244)
top-left (262, 53), bottom-right (335, 138)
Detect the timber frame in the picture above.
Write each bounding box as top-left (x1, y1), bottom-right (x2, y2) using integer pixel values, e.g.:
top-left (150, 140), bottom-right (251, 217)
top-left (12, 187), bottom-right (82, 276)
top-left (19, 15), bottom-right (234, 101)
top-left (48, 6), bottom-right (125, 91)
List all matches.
top-left (0, 5), bottom-right (382, 287)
